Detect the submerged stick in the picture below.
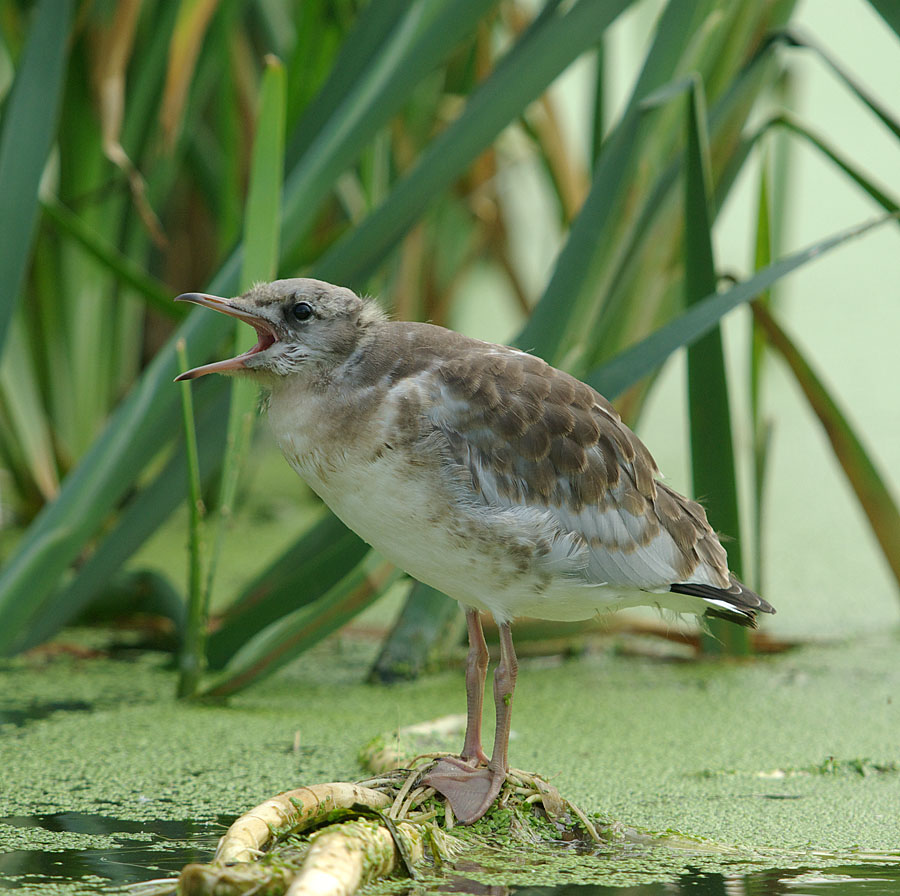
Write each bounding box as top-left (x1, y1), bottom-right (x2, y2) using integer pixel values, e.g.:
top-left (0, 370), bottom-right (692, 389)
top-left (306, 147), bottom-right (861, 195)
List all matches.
top-left (179, 859), bottom-right (298, 896)
top-left (215, 783), bottom-right (392, 863)
top-left (286, 819), bottom-right (423, 896)
top-left (178, 783), bottom-right (430, 896)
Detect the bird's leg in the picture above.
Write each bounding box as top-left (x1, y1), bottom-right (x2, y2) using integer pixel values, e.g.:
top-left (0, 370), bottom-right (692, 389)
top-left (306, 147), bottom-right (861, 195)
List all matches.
top-left (486, 620), bottom-right (518, 780)
top-left (461, 608), bottom-right (490, 765)
top-left (422, 618), bottom-right (518, 825)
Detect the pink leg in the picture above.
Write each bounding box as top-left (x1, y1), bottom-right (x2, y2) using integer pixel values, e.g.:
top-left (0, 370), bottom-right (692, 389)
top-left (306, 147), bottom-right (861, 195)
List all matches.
top-left (422, 617), bottom-right (518, 824)
top-left (461, 608), bottom-right (490, 765)
top-left (487, 620), bottom-right (518, 778)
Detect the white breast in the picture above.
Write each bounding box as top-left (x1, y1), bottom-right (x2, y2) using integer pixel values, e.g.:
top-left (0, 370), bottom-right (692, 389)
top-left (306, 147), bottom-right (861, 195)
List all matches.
top-left (265, 382), bottom-right (482, 599)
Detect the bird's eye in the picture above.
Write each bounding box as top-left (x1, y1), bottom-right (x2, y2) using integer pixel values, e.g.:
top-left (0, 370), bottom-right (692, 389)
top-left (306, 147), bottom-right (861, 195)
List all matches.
top-left (290, 301), bottom-right (313, 323)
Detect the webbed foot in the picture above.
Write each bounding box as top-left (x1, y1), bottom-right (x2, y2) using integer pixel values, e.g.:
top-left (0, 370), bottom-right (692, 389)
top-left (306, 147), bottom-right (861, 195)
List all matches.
top-left (422, 756), bottom-right (506, 824)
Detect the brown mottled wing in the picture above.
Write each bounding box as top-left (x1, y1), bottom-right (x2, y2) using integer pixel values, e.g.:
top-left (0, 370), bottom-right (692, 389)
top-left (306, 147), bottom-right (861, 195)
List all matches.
top-left (428, 342), bottom-right (732, 592)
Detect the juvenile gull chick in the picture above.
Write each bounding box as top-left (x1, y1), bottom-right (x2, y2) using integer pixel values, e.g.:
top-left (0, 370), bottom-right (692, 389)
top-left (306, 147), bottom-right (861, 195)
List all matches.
top-left (176, 278), bottom-right (774, 824)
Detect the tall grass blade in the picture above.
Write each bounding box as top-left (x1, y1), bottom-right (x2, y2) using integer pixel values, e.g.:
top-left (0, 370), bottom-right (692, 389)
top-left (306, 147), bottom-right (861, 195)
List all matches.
top-left (280, 0), bottom-right (501, 255)
top-left (19, 384), bottom-right (230, 652)
top-left (41, 199), bottom-right (180, 318)
top-left (577, 19), bottom-right (794, 385)
top-left (0, 306), bottom-right (231, 656)
top-left (201, 560), bottom-right (399, 697)
top-left (752, 302), bottom-right (900, 597)
top-left (750, 160), bottom-right (775, 594)
top-left (587, 216), bottom-right (890, 400)
top-left (160, 0), bottom-right (220, 149)
top-left (775, 30), bottom-right (900, 141)
top-left (773, 114), bottom-right (899, 215)
top-left (203, 57), bottom-right (286, 613)
top-left (176, 339), bottom-right (207, 698)
top-left (284, 0), bottom-right (411, 163)
top-left (591, 42), bottom-right (606, 164)
top-left (682, 79), bottom-right (746, 654)
top-left (0, 318), bottom-right (60, 502)
top-left (243, 56), bottom-right (286, 282)
top-left (0, 0), bottom-right (74, 347)
top-left (206, 514), bottom-right (370, 669)
top-left (515, 0), bottom-right (749, 370)
top-left (315, 0), bottom-right (634, 289)
top-left (514, 106), bottom-right (644, 366)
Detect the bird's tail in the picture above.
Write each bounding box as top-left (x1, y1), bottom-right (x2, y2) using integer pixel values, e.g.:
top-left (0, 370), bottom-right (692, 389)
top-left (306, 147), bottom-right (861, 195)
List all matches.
top-left (669, 576), bottom-right (775, 629)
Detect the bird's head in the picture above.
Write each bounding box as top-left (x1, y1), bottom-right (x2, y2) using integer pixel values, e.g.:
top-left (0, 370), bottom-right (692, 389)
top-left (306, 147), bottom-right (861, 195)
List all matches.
top-left (175, 278), bottom-right (384, 381)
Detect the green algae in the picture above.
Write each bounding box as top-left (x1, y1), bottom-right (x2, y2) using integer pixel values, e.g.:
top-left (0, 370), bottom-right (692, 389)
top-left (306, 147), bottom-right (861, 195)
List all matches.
top-left (2, 626), bottom-right (900, 893)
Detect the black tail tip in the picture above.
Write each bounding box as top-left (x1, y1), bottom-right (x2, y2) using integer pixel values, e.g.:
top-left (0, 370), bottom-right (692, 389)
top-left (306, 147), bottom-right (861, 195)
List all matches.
top-left (671, 576), bottom-right (775, 629)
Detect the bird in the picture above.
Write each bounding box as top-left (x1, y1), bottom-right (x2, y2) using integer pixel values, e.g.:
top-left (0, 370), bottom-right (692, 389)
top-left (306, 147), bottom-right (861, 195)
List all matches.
top-left (175, 278), bottom-right (775, 825)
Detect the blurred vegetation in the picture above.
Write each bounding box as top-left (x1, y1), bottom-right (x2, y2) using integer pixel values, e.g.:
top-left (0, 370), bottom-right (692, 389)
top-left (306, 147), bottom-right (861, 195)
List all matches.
top-left (0, 0), bottom-right (898, 694)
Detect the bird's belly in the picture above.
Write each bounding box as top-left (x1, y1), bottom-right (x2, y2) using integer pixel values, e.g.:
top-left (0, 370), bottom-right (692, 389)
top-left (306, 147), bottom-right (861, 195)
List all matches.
top-left (277, 441), bottom-right (646, 623)
top-left (298, 453), bottom-right (514, 606)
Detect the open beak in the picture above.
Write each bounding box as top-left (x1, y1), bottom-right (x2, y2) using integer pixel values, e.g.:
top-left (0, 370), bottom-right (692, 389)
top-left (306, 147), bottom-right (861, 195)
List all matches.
top-left (174, 293), bottom-right (277, 380)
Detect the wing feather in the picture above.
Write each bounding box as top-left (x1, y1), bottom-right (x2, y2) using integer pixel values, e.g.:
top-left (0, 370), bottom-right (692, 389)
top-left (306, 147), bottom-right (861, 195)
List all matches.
top-left (424, 343), bottom-right (733, 592)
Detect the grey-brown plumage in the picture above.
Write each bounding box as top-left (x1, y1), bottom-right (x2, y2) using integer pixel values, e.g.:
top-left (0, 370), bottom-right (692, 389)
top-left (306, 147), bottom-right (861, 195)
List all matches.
top-left (175, 278), bottom-right (774, 824)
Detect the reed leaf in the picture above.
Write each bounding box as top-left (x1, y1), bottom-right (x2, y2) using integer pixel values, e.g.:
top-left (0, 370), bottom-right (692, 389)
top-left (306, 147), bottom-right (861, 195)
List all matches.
top-left (587, 216), bottom-right (889, 401)
top-left (752, 302), bottom-right (900, 596)
top-left (315, 0), bottom-right (635, 289)
top-left (279, 0), bottom-right (500, 257)
top-left (177, 338), bottom-right (207, 698)
top-left (0, 318), bottom-right (60, 503)
top-left (18, 383), bottom-right (231, 653)
top-left (284, 0), bottom-right (413, 164)
top-left (201, 560), bottom-right (400, 697)
top-left (370, 582), bottom-right (462, 683)
top-left (206, 514), bottom-right (371, 669)
top-left (750, 160), bottom-right (775, 595)
top-left (681, 77), bottom-right (746, 653)
top-left (0, 0), bottom-right (73, 347)
top-left (0, 305), bottom-right (233, 656)
top-left (203, 56), bottom-right (286, 612)
top-left (774, 29), bottom-right (900, 141)
top-left (772, 114), bottom-right (900, 215)
top-left (40, 199), bottom-right (180, 318)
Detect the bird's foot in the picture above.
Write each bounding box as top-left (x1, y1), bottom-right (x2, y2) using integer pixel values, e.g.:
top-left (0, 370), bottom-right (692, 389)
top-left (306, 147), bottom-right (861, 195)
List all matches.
top-left (421, 756), bottom-right (506, 825)
top-left (461, 745), bottom-right (490, 766)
